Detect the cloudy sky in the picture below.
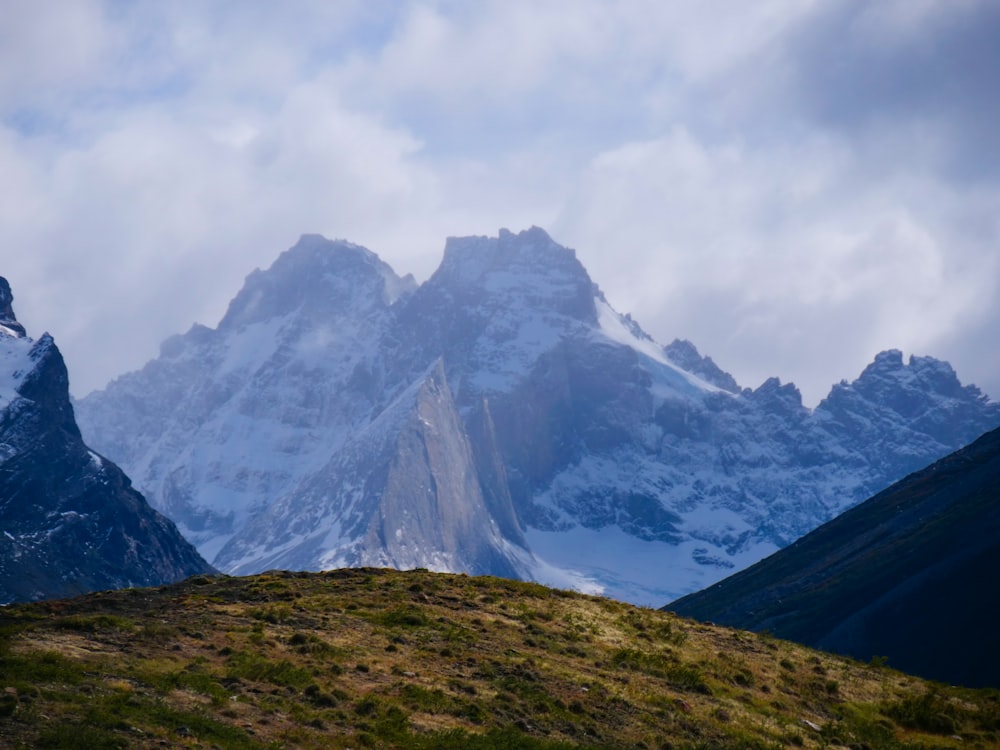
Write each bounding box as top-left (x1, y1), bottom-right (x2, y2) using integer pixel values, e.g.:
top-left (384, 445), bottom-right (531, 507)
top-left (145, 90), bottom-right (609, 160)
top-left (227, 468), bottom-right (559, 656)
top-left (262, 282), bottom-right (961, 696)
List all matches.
top-left (2, 0), bottom-right (998, 405)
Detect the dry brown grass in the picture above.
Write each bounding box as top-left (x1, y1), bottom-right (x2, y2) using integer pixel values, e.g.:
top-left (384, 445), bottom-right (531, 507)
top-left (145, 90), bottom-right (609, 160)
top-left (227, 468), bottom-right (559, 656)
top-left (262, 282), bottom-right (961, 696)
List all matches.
top-left (0, 569), bottom-right (996, 749)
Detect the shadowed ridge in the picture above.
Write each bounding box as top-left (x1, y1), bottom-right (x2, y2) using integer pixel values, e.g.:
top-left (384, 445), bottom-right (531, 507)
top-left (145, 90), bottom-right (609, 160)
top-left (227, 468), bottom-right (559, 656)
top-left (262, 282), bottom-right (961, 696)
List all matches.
top-left (0, 276), bottom-right (27, 338)
top-left (667, 426), bottom-right (1000, 688)
top-left (0, 277), bottom-right (213, 603)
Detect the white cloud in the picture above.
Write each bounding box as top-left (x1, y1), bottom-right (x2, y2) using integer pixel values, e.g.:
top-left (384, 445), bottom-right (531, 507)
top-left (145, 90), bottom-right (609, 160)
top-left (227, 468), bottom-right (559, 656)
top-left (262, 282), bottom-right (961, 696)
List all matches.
top-left (554, 127), bottom-right (1000, 404)
top-left (0, 0), bottom-right (111, 107)
top-left (2, 33), bottom-right (434, 393)
top-left (850, 0), bottom-right (981, 45)
top-left (0, 0), bottom-right (997, 407)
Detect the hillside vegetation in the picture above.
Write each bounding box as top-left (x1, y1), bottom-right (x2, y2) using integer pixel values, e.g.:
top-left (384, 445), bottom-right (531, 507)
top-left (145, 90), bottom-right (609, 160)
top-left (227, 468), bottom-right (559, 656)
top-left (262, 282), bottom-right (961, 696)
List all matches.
top-left (1, 569), bottom-right (998, 749)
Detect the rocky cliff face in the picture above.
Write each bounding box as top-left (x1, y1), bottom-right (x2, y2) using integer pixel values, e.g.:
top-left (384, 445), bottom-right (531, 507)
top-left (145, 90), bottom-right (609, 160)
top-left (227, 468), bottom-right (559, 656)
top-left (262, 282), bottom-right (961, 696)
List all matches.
top-left (214, 360), bottom-right (527, 579)
top-left (75, 229), bottom-right (1000, 604)
top-left (0, 277), bottom-right (212, 603)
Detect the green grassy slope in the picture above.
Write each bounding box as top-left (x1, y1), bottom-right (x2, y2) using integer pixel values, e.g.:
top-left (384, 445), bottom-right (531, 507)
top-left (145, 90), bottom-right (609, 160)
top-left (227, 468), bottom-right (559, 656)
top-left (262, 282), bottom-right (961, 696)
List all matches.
top-left (1, 569), bottom-right (998, 749)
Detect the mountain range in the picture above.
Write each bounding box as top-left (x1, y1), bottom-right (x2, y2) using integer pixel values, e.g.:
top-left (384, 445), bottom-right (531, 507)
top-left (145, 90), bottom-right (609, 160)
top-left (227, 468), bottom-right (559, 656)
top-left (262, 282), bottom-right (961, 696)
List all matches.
top-left (667, 424), bottom-right (1000, 688)
top-left (74, 228), bottom-right (1000, 604)
top-left (0, 277), bottom-right (212, 603)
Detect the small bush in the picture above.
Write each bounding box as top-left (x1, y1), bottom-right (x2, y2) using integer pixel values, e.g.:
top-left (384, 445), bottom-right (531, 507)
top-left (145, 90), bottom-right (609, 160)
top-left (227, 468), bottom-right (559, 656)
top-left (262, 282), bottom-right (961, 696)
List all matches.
top-left (52, 614), bottom-right (136, 633)
top-left (0, 693), bottom-right (18, 718)
top-left (375, 606), bottom-right (428, 628)
top-left (288, 631), bottom-right (334, 654)
top-left (401, 684), bottom-right (453, 714)
top-left (884, 691), bottom-right (958, 735)
top-left (732, 669), bottom-right (755, 688)
top-left (139, 621), bottom-right (179, 640)
top-left (663, 664), bottom-right (713, 695)
top-left (251, 605), bottom-right (291, 624)
top-left (225, 651), bottom-right (312, 688)
top-left (36, 722), bottom-right (127, 749)
top-left (1, 650), bottom-right (84, 685)
top-left (610, 648), bottom-right (711, 694)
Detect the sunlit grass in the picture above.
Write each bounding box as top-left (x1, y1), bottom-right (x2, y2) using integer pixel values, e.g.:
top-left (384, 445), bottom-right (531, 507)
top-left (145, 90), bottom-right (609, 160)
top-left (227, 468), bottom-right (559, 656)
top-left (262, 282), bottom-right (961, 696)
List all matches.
top-left (0, 568), bottom-right (996, 749)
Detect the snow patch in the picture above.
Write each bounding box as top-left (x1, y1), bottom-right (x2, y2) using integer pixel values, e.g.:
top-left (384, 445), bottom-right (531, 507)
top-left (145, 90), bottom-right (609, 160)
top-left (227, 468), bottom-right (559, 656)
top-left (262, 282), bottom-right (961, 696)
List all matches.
top-left (525, 526), bottom-right (778, 607)
top-left (0, 333), bottom-right (34, 408)
top-left (595, 298), bottom-right (722, 396)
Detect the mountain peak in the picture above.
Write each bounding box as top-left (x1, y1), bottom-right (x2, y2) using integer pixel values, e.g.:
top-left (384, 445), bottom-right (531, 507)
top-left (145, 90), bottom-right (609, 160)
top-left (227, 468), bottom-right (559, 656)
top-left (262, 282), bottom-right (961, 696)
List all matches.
top-left (290, 233), bottom-right (377, 264)
top-left (430, 228), bottom-right (597, 326)
top-left (0, 277), bottom-right (27, 338)
top-left (218, 235), bottom-right (413, 330)
top-left (855, 349), bottom-right (969, 401)
top-left (749, 376), bottom-right (804, 409)
top-left (498, 225), bottom-right (554, 243)
top-left (1, 288), bottom-right (212, 602)
top-left (816, 349), bottom-right (999, 455)
top-left (869, 348), bottom-right (905, 371)
top-left (440, 227), bottom-right (582, 280)
top-left (664, 339), bottom-right (741, 393)
top-left (907, 353), bottom-right (966, 392)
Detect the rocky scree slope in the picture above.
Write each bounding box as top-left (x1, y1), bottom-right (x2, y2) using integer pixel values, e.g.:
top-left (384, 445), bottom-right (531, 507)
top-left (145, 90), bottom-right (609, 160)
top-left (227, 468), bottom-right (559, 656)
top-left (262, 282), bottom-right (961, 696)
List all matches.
top-left (75, 229), bottom-right (1000, 604)
top-left (0, 277), bottom-right (212, 603)
top-left (667, 425), bottom-right (1000, 689)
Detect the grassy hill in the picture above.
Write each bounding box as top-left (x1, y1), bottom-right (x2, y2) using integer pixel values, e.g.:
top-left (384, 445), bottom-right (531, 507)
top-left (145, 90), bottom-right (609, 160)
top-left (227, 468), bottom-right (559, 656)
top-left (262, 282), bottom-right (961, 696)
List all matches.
top-left (1, 568), bottom-right (997, 749)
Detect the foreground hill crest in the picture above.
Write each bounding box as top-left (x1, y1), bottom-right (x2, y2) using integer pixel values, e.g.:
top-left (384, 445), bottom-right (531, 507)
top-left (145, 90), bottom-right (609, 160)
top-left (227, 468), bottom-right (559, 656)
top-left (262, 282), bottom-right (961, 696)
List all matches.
top-left (2, 568), bottom-right (998, 749)
top-left (75, 229), bottom-right (1000, 603)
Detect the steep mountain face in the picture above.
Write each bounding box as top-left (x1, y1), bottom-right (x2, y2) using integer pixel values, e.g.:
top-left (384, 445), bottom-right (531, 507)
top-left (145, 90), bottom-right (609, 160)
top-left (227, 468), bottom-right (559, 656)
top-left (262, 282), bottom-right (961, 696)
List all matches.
top-left (215, 359), bottom-right (527, 579)
top-left (666, 426), bottom-right (1000, 688)
top-left (75, 236), bottom-right (416, 562)
top-left (75, 229), bottom-right (1000, 604)
top-left (0, 277), bottom-right (212, 604)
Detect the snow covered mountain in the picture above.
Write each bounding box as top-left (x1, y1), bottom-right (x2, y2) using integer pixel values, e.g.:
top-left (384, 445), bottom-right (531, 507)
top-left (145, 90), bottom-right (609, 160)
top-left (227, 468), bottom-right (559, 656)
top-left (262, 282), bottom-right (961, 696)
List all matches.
top-left (0, 277), bottom-right (212, 604)
top-left (75, 229), bottom-right (1000, 604)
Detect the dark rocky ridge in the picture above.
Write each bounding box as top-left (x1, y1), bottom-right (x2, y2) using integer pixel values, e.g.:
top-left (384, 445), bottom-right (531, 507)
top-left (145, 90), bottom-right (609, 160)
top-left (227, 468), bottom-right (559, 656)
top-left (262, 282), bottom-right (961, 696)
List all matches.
top-left (664, 338), bottom-right (742, 393)
top-left (667, 425), bottom-right (1000, 688)
top-left (0, 277), bottom-right (26, 338)
top-left (0, 277), bottom-right (213, 603)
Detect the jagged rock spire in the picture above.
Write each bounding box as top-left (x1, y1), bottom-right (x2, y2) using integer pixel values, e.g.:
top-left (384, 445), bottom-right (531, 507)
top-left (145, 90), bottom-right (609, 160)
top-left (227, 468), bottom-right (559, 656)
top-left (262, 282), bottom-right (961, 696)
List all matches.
top-left (0, 277), bottom-right (27, 338)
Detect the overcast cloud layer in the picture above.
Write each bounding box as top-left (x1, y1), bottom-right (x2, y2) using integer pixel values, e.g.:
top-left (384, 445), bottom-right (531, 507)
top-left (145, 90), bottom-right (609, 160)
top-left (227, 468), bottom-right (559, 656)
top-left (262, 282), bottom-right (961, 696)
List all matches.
top-left (2, 0), bottom-right (998, 406)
